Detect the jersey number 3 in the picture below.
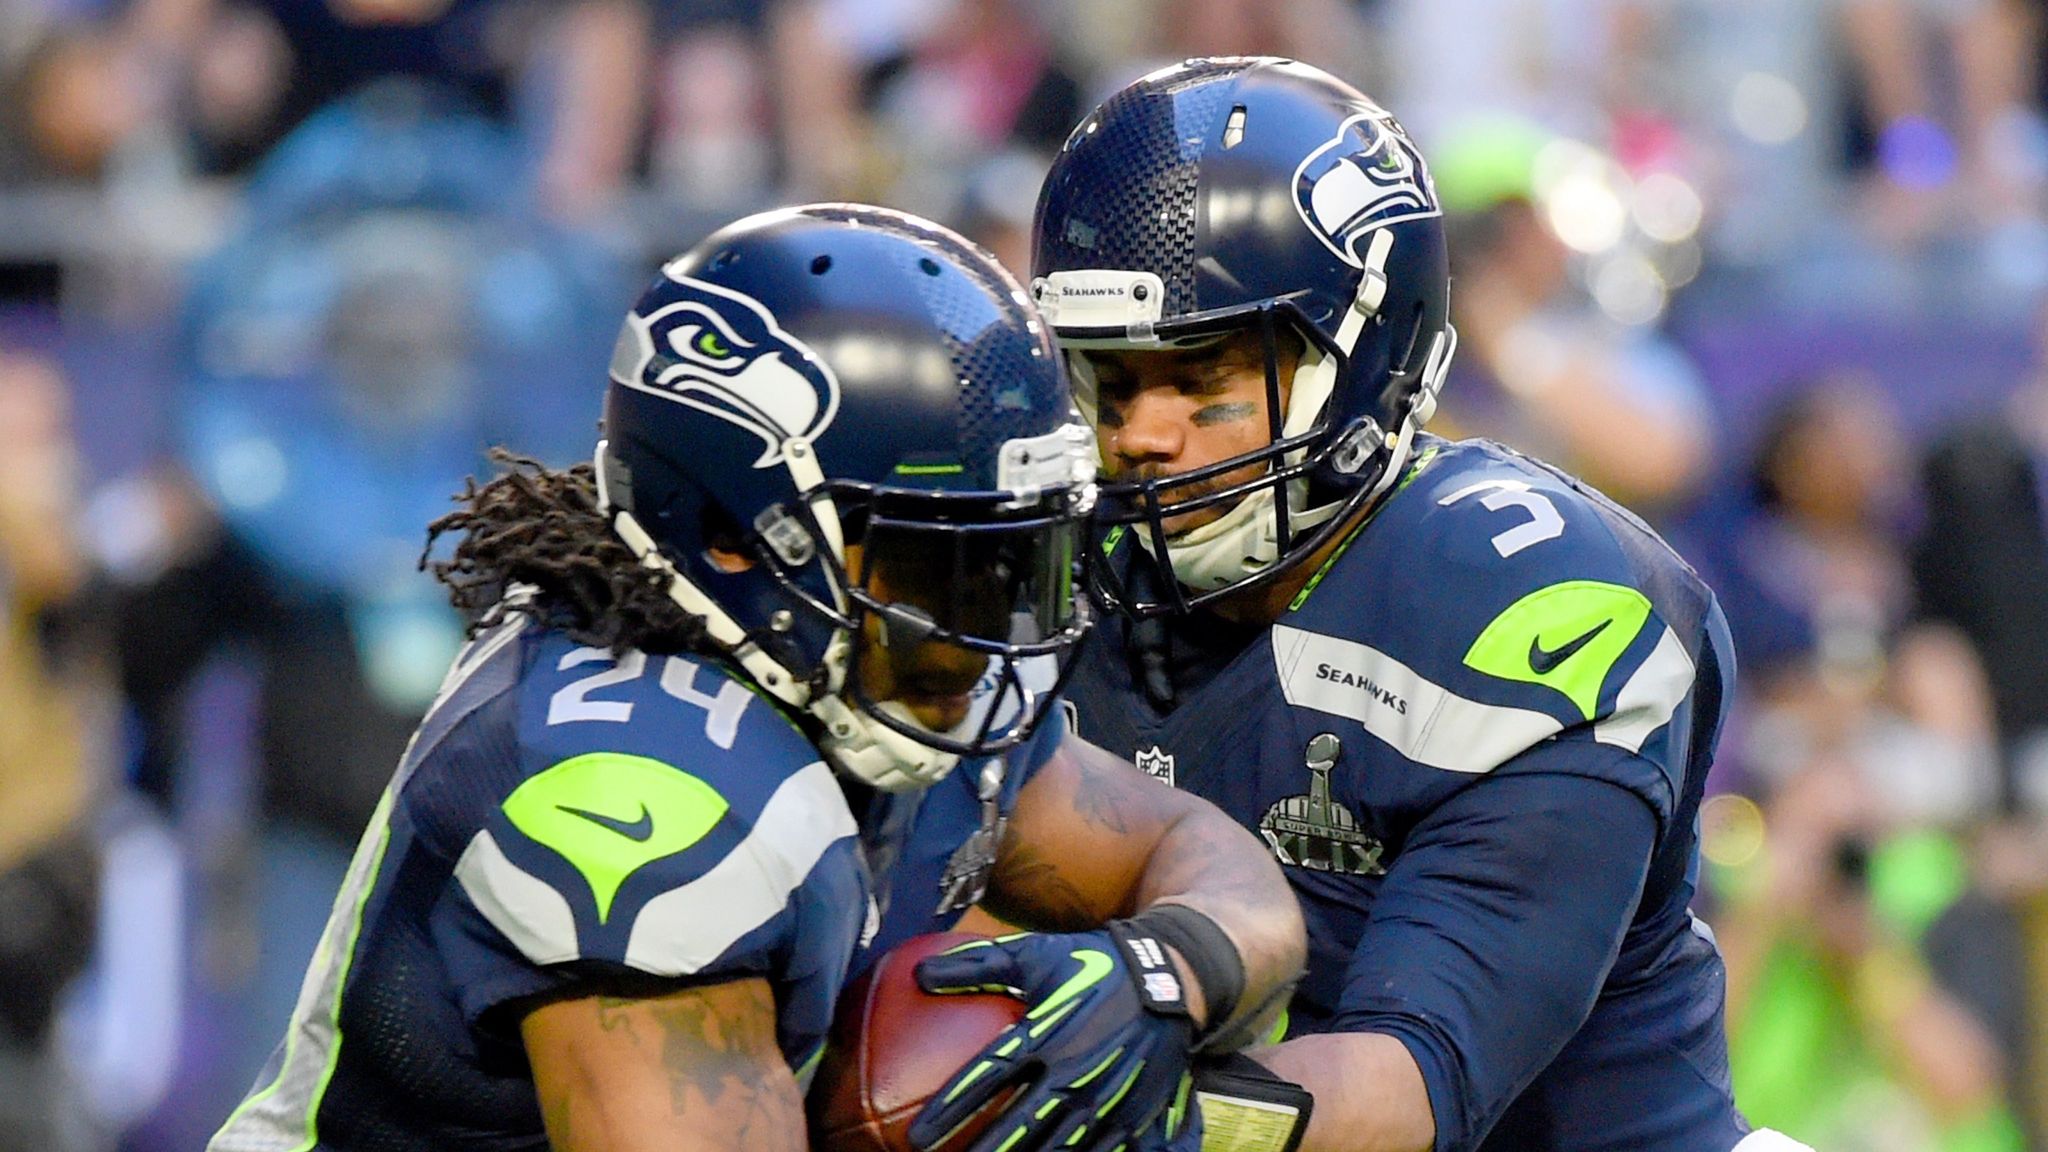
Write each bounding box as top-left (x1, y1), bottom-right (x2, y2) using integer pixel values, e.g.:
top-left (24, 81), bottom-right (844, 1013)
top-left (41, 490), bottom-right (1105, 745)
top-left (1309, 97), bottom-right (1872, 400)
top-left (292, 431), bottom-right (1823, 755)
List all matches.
top-left (1439, 480), bottom-right (1565, 558)
top-left (547, 647), bottom-right (752, 749)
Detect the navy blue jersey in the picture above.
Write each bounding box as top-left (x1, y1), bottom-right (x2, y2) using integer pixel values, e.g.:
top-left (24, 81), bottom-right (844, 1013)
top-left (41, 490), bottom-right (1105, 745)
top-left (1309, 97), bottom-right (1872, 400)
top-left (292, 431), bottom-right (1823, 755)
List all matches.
top-left (211, 616), bottom-right (1059, 1152)
top-left (1068, 436), bottom-right (1746, 1152)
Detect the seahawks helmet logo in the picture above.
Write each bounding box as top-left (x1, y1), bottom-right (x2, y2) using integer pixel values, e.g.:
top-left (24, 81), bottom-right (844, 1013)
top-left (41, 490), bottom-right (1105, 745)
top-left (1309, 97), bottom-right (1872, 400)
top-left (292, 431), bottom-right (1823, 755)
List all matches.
top-left (1292, 108), bottom-right (1440, 268)
top-left (609, 272), bottom-right (840, 469)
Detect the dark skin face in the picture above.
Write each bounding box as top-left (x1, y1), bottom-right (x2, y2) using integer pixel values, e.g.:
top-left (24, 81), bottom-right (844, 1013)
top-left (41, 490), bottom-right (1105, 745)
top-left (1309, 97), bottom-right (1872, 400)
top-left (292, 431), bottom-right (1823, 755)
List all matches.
top-left (705, 537), bottom-right (994, 732)
top-left (845, 539), bottom-right (993, 733)
top-left (1087, 326), bottom-right (1374, 625)
top-left (1085, 328), bottom-right (1299, 538)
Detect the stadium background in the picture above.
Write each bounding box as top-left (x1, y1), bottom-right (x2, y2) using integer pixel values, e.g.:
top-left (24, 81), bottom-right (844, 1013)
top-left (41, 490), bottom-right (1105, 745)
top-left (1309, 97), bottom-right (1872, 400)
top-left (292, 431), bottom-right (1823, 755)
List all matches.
top-left (4, 0), bottom-right (2048, 1148)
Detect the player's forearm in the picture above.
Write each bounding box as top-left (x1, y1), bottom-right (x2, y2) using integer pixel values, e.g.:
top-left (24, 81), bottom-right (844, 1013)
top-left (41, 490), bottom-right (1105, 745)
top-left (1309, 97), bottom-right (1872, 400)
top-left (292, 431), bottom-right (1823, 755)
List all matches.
top-left (1250, 1031), bottom-right (1435, 1152)
top-left (986, 735), bottom-right (1305, 1044)
top-left (1131, 798), bottom-right (1307, 1045)
top-left (524, 978), bottom-right (807, 1152)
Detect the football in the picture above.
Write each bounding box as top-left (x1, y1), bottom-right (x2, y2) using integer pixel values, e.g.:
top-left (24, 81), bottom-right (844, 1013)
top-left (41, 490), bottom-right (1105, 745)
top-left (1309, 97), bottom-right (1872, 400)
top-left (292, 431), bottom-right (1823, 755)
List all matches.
top-left (810, 932), bottom-right (1027, 1152)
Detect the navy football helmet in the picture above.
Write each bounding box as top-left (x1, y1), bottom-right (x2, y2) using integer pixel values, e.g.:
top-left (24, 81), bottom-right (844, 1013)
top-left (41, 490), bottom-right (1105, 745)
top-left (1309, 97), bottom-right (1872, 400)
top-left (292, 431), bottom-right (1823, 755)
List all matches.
top-left (597, 205), bottom-right (1095, 790)
top-left (1033, 58), bottom-right (1455, 615)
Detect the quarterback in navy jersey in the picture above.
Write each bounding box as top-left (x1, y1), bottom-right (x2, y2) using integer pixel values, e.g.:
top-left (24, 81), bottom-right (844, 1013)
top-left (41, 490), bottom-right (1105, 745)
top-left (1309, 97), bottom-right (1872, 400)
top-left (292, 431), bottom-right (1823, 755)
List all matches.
top-left (209, 206), bottom-right (1305, 1152)
top-left (1031, 59), bottom-right (1809, 1152)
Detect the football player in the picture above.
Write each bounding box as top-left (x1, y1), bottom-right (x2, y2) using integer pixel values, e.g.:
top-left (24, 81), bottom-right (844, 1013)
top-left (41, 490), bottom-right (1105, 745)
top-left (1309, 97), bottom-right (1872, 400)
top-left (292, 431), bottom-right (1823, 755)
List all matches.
top-left (1033, 59), bottom-right (1808, 1152)
top-left (207, 205), bottom-right (1305, 1152)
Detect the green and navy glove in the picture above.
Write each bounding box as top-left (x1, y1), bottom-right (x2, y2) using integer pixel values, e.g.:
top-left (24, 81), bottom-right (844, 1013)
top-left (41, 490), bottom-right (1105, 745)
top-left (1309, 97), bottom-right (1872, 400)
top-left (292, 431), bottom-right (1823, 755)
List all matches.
top-left (909, 924), bottom-right (1200, 1152)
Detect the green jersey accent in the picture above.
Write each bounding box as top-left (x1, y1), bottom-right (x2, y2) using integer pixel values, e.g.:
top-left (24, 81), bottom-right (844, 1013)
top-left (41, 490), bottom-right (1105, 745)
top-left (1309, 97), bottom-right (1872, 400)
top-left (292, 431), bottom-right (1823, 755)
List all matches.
top-left (1462, 580), bottom-right (1652, 721)
top-left (211, 787), bottom-right (398, 1151)
top-left (501, 752), bottom-right (729, 924)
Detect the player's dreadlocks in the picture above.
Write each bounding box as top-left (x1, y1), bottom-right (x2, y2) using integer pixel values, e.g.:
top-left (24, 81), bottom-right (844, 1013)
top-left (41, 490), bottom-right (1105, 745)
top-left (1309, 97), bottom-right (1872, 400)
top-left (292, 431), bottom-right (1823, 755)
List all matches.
top-left (424, 449), bottom-right (707, 654)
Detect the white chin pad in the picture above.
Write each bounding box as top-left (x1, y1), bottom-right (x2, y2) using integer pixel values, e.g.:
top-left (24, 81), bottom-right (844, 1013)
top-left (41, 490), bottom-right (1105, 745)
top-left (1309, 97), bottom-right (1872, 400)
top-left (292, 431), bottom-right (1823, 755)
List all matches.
top-left (1143, 481), bottom-right (1342, 593)
top-left (810, 695), bottom-right (962, 792)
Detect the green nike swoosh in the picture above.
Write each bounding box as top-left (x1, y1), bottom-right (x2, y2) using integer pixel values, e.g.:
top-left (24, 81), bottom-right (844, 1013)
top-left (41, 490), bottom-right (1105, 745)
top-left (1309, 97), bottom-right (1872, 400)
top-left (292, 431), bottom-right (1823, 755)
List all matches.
top-left (1026, 948), bottom-right (1115, 1026)
top-left (555, 802), bottom-right (654, 843)
top-left (1527, 618), bottom-right (1612, 675)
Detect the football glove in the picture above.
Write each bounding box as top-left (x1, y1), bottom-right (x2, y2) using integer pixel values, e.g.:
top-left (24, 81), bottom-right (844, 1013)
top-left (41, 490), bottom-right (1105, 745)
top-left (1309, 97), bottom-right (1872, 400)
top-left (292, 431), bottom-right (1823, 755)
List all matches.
top-left (909, 925), bottom-right (1199, 1152)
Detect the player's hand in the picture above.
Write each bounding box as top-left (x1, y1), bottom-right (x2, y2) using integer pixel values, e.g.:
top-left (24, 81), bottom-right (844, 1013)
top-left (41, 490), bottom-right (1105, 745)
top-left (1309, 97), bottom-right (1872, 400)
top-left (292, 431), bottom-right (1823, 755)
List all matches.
top-left (908, 926), bottom-right (1198, 1152)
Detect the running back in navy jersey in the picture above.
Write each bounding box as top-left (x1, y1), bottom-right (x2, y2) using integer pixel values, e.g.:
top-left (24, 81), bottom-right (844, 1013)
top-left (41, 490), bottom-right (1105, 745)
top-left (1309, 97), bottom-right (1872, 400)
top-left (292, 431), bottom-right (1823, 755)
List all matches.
top-left (210, 617), bottom-right (1060, 1152)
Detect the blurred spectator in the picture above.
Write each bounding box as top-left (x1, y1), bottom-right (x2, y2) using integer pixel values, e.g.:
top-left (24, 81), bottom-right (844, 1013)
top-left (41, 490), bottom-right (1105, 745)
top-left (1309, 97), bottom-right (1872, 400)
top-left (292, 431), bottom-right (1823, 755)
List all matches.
top-left (1147, 0), bottom-right (1377, 88)
top-left (1375, 0), bottom-right (1672, 148)
top-left (1917, 311), bottom-right (2048, 813)
top-left (767, 0), bottom-right (1090, 212)
top-left (1916, 313), bottom-right (2048, 1144)
top-left (121, 81), bottom-right (627, 830)
top-left (1712, 753), bottom-right (2027, 1152)
top-left (1720, 377), bottom-right (1999, 815)
top-left (0, 348), bottom-right (104, 1152)
top-left (7, 0), bottom-right (648, 220)
top-left (1837, 0), bottom-right (2046, 245)
top-left (7, 19), bottom-right (153, 184)
top-left (758, 0), bottom-right (872, 199)
top-left (1430, 118), bottom-right (1712, 515)
top-left (643, 1), bottom-right (779, 207)
top-left (1701, 375), bottom-right (2046, 1148)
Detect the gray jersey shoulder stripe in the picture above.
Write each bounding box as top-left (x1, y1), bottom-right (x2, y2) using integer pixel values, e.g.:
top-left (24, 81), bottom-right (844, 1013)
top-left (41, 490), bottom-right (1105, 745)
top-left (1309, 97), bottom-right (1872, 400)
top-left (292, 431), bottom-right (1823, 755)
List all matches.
top-left (455, 830), bottom-right (581, 965)
top-left (624, 759), bottom-right (856, 974)
top-left (1273, 625), bottom-right (1562, 774)
top-left (1591, 625), bottom-right (1693, 754)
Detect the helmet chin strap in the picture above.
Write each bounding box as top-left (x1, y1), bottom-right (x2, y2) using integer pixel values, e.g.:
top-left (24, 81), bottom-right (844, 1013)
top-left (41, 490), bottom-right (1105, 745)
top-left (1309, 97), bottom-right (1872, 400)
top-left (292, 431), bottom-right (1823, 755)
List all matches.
top-left (595, 438), bottom-right (964, 791)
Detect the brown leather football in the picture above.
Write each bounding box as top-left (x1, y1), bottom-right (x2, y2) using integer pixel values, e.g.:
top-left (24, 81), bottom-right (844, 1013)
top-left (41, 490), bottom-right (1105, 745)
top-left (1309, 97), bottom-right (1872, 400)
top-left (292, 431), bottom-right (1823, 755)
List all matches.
top-left (810, 932), bottom-right (1027, 1152)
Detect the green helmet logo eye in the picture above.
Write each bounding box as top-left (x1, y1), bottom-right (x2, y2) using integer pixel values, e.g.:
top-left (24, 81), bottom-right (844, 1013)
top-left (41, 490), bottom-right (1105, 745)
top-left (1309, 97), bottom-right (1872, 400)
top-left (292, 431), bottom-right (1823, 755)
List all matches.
top-left (696, 330), bottom-right (731, 357)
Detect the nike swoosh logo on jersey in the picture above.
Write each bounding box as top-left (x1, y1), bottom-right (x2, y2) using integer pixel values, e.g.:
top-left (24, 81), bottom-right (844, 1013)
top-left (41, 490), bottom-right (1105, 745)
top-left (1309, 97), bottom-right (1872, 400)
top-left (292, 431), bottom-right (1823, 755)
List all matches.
top-left (1528, 619), bottom-right (1612, 675)
top-left (556, 802), bottom-right (655, 842)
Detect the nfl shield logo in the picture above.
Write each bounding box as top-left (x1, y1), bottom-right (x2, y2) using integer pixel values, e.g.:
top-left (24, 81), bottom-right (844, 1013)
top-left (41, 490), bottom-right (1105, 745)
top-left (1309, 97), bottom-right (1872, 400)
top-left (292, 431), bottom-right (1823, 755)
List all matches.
top-left (1135, 745), bottom-right (1176, 787)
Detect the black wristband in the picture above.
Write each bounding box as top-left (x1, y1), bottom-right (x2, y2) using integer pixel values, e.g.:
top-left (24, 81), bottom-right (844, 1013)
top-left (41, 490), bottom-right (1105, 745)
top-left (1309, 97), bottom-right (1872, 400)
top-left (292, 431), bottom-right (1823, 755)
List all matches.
top-left (1105, 919), bottom-right (1194, 1019)
top-left (1125, 903), bottom-right (1246, 1041)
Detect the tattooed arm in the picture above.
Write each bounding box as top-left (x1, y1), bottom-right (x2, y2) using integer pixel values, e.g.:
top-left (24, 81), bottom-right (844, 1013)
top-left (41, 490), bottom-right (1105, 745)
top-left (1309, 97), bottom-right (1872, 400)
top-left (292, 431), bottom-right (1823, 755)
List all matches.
top-left (979, 732), bottom-right (1306, 1044)
top-left (522, 977), bottom-right (804, 1152)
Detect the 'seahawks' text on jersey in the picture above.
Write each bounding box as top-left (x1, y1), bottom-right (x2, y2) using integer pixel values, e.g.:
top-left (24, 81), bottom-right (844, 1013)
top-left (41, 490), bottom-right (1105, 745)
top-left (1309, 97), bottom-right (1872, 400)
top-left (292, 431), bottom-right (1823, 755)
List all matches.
top-left (210, 618), bottom-right (1058, 1152)
top-left (1069, 436), bottom-right (1746, 1152)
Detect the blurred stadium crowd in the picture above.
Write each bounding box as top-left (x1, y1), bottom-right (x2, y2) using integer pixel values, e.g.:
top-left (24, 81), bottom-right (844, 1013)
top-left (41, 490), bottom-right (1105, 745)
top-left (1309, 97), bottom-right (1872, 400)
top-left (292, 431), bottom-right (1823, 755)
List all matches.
top-left (6, 0), bottom-right (2048, 1148)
